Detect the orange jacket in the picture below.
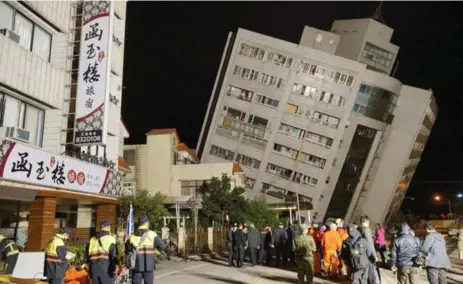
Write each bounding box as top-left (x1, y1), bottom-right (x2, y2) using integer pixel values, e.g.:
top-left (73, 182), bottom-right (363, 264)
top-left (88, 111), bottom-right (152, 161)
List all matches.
top-left (321, 230), bottom-right (342, 251)
top-left (309, 228), bottom-right (319, 241)
top-left (337, 228), bottom-right (349, 242)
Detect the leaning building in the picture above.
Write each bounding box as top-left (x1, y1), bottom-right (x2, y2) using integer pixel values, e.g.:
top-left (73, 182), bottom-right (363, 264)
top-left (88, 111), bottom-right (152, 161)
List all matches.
top-left (196, 17), bottom-right (437, 225)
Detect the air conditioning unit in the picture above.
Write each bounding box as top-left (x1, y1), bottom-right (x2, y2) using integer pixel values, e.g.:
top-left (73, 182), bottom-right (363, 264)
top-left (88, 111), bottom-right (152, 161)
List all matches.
top-left (0, 29), bottom-right (20, 44)
top-left (0, 127), bottom-right (31, 143)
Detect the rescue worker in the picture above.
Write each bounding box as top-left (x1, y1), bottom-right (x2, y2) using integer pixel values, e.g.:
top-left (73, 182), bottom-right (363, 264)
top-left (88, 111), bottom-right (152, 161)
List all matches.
top-left (341, 224), bottom-right (372, 284)
top-left (336, 220), bottom-right (349, 277)
top-left (321, 222), bottom-right (342, 279)
top-left (0, 234), bottom-right (19, 274)
top-left (126, 216), bottom-right (165, 284)
top-left (44, 227), bottom-right (72, 284)
top-left (293, 224), bottom-right (317, 284)
top-left (87, 220), bottom-right (118, 284)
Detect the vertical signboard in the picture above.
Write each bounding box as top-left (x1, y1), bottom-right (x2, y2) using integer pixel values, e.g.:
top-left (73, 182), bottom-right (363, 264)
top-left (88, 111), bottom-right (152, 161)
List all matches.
top-left (74, 1), bottom-right (113, 145)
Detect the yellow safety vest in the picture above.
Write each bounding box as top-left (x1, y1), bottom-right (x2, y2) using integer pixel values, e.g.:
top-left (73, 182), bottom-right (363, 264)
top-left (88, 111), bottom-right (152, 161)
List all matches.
top-left (88, 234), bottom-right (116, 261)
top-left (45, 234), bottom-right (65, 263)
top-left (5, 241), bottom-right (19, 257)
top-left (128, 224), bottom-right (157, 255)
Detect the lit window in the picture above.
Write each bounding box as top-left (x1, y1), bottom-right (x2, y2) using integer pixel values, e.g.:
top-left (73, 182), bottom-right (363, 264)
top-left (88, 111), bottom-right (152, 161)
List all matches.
top-left (316, 33), bottom-right (323, 43)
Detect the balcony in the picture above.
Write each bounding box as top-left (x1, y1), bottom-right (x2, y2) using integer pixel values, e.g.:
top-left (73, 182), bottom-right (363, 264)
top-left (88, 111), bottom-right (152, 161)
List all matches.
top-left (217, 115), bottom-right (270, 140)
top-left (0, 34), bottom-right (67, 109)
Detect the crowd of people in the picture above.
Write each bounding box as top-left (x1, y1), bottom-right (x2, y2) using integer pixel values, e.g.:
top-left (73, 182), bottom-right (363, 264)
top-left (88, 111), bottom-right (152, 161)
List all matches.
top-left (226, 216), bottom-right (452, 284)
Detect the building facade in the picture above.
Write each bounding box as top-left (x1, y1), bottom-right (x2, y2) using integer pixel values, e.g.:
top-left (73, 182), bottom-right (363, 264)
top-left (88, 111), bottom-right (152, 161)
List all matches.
top-left (0, 0), bottom-right (129, 252)
top-left (123, 128), bottom-right (245, 198)
top-left (197, 18), bottom-right (437, 224)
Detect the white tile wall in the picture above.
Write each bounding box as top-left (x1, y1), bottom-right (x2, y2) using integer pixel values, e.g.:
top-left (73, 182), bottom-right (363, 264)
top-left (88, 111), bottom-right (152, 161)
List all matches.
top-left (42, 109), bottom-right (63, 154)
top-left (0, 35), bottom-right (67, 109)
top-left (22, 1), bottom-right (71, 32)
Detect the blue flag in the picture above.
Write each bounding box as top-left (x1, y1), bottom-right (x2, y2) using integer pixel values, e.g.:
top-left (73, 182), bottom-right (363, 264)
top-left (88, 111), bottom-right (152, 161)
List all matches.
top-left (125, 203), bottom-right (134, 240)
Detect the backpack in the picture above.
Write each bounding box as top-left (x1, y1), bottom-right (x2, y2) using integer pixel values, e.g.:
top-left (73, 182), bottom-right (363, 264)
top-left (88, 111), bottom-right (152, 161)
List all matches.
top-left (348, 240), bottom-right (369, 270)
top-left (125, 232), bottom-right (149, 269)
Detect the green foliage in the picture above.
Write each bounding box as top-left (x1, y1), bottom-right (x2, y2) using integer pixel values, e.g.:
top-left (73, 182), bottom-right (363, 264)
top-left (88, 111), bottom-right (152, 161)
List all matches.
top-left (119, 190), bottom-right (170, 232)
top-left (245, 197), bottom-right (279, 229)
top-left (67, 244), bottom-right (86, 266)
top-left (199, 175), bottom-right (278, 229)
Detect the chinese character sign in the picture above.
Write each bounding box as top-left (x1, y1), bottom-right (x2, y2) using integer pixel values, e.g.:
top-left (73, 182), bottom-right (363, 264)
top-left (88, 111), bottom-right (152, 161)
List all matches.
top-left (74, 1), bottom-right (114, 146)
top-left (0, 140), bottom-right (122, 197)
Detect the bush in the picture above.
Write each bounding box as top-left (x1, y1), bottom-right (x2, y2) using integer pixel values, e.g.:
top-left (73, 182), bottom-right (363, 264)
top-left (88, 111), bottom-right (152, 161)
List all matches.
top-left (67, 244), bottom-right (86, 266)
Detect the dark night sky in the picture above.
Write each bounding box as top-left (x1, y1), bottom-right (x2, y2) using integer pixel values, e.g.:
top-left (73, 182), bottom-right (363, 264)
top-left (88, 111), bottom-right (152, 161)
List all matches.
top-left (122, 2), bottom-right (463, 215)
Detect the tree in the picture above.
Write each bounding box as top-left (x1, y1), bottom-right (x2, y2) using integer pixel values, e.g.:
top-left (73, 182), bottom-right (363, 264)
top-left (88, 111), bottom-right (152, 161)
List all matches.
top-left (119, 189), bottom-right (170, 232)
top-left (246, 197), bottom-right (279, 229)
top-left (199, 175), bottom-right (279, 228)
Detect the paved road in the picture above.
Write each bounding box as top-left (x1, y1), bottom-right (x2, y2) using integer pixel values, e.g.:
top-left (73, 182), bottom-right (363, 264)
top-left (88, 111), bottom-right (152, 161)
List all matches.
top-left (152, 257), bottom-right (417, 284)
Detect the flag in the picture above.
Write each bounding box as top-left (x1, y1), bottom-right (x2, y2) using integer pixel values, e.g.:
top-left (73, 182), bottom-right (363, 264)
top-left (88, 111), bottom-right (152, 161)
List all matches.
top-left (125, 203), bottom-right (134, 240)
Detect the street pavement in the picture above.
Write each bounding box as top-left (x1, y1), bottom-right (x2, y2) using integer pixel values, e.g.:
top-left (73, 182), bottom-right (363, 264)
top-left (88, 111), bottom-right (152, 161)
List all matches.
top-left (152, 256), bottom-right (428, 284)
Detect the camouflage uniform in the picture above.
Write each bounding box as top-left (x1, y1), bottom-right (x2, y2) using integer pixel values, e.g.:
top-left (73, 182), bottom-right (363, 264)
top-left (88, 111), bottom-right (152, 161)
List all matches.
top-left (293, 231), bottom-right (317, 284)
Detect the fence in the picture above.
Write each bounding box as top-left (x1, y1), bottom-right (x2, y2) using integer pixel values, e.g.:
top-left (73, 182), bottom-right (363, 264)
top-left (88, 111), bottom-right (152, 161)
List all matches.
top-left (184, 227), bottom-right (209, 256)
top-left (213, 227), bottom-right (227, 252)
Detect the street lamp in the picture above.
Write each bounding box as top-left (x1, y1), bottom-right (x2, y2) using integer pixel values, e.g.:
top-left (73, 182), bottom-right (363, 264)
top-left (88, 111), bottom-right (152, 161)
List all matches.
top-left (457, 193), bottom-right (463, 198)
top-left (433, 195), bottom-right (452, 214)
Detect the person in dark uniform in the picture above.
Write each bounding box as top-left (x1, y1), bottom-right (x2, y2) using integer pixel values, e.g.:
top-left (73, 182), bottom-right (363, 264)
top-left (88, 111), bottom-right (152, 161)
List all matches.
top-left (126, 216), bottom-right (165, 284)
top-left (227, 224), bottom-right (236, 266)
top-left (87, 220), bottom-right (118, 284)
top-left (0, 234), bottom-right (19, 274)
top-left (44, 227), bottom-right (72, 284)
top-left (234, 223), bottom-right (246, 268)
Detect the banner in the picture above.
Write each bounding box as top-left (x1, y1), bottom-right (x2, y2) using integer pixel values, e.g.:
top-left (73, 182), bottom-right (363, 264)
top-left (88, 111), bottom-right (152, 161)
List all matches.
top-left (0, 139), bottom-right (122, 197)
top-left (74, 1), bottom-right (114, 145)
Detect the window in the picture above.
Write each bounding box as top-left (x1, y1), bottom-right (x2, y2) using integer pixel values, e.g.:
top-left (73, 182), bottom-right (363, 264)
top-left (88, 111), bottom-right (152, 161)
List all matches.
top-left (209, 145), bottom-right (235, 161)
top-left (32, 25), bottom-right (51, 62)
top-left (227, 85), bottom-right (253, 102)
top-left (233, 65), bottom-right (259, 81)
top-left (0, 92), bottom-right (45, 147)
top-left (0, 2), bottom-right (13, 30)
top-left (279, 123), bottom-right (305, 140)
top-left (14, 13), bottom-right (33, 51)
top-left (293, 172), bottom-right (318, 187)
top-left (238, 43), bottom-right (266, 60)
top-left (361, 42), bottom-right (394, 70)
top-left (266, 163), bottom-right (293, 179)
top-left (223, 106), bottom-right (246, 121)
top-left (260, 73), bottom-right (284, 89)
top-left (315, 33), bottom-right (323, 43)
top-left (267, 52), bottom-right (293, 68)
top-left (273, 143), bottom-right (298, 159)
top-left (0, 3), bottom-right (52, 61)
top-left (255, 94), bottom-right (279, 108)
top-left (235, 154), bottom-right (261, 169)
top-left (285, 103), bottom-right (298, 114)
top-left (299, 60), bottom-right (355, 87)
top-left (181, 180), bottom-right (207, 196)
top-left (261, 183), bottom-right (286, 199)
top-left (247, 115), bottom-right (268, 128)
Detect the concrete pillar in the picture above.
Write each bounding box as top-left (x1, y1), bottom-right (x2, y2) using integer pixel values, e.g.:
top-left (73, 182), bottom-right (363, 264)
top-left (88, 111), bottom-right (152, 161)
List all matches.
top-left (162, 227), bottom-right (170, 240)
top-left (96, 204), bottom-right (117, 233)
top-left (26, 197), bottom-right (57, 251)
top-left (207, 227), bottom-right (213, 252)
top-left (178, 227), bottom-right (186, 256)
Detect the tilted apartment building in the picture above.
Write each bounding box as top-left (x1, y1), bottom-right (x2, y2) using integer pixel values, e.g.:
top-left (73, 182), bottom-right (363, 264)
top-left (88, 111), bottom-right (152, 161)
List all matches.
top-left (197, 17), bottom-right (437, 225)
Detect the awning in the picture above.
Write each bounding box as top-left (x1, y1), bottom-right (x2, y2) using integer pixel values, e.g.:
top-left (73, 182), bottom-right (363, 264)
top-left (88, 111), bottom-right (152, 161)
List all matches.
top-left (164, 195), bottom-right (202, 209)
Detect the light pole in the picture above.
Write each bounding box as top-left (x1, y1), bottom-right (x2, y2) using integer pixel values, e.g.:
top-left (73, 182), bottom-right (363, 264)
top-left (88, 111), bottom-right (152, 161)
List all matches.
top-left (434, 195), bottom-right (452, 214)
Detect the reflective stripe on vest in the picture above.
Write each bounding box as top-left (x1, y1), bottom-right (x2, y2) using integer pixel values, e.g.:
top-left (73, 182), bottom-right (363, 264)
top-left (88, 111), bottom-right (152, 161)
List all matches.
top-left (5, 242), bottom-right (19, 257)
top-left (128, 227), bottom-right (157, 255)
top-left (45, 234), bottom-right (65, 263)
top-left (88, 234), bottom-right (116, 261)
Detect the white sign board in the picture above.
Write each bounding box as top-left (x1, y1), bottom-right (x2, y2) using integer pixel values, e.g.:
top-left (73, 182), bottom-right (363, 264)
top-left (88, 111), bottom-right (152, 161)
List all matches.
top-left (0, 140), bottom-right (122, 196)
top-left (74, 1), bottom-right (113, 146)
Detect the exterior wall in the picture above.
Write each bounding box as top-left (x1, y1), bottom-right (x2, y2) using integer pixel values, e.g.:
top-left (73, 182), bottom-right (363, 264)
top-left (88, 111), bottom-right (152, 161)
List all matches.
top-left (198, 27), bottom-right (366, 209)
top-left (21, 1), bottom-right (71, 32)
top-left (298, 26), bottom-right (340, 54)
top-left (348, 86), bottom-right (432, 225)
top-left (146, 134), bottom-right (175, 196)
top-left (172, 163), bottom-right (244, 196)
top-left (198, 21), bottom-right (438, 222)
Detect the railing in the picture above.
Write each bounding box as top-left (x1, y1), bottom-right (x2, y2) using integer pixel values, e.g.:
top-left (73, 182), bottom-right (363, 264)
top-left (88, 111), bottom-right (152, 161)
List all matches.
top-left (184, 227), bottom-right (209, 256)
top-left (213, 227), bottom-right (227, 253)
